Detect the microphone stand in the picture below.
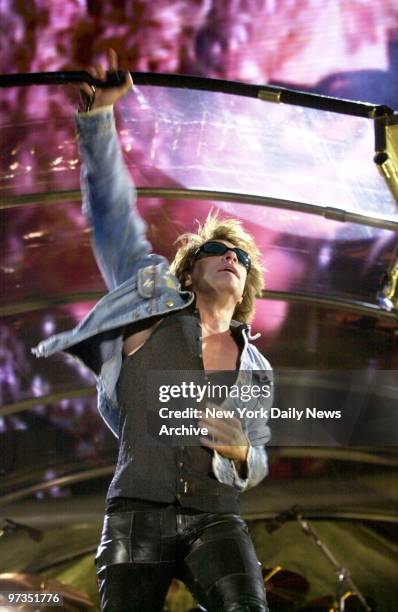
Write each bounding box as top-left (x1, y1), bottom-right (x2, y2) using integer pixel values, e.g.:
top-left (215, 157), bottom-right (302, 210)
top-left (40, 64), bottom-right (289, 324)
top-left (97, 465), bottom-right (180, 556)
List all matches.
top-left (292, 508), bottom-right (371, 612)
top-left (0, 518), bottom-right (43, 542)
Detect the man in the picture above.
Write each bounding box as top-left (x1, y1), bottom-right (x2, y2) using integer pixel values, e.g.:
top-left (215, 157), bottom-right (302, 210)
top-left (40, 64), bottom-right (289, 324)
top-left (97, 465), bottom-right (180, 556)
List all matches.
top-left (33, 50), bottom-right (272, 612)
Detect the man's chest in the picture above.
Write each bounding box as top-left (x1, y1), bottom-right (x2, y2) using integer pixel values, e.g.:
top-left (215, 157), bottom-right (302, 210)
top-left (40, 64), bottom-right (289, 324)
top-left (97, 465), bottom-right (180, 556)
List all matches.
top-left (123, 317), bottom-right (241, 371)
top-left (201, 333), bottom-right (240, 371)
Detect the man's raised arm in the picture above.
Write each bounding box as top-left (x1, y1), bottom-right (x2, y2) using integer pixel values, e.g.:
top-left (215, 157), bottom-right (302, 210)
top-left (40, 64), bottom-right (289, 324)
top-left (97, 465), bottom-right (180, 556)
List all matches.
top-left (77, 49), bottom-right (152, 290)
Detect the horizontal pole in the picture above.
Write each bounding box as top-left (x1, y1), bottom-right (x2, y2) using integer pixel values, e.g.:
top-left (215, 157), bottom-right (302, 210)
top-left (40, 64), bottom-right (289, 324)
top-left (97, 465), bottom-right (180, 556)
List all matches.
top-left (1, 289), bottom-right (396, 320)
top-left (1, 458), bottom-right (397, 508)
top-left (1, 187), bottom-right (397, 233)
top-left (1, 358), bottom-right (397, 419)
top-left (0, 387), bottom-right (96, 418)
top-left (0, 466), bottom-right (113, 507)
top-left (0, 71), bottom-right (393, 118)
top-left (0, 292), bottom-right (103, 317)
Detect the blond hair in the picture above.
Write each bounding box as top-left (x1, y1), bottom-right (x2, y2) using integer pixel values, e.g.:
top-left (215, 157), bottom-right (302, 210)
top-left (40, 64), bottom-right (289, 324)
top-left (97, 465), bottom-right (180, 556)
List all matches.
top-left (171, 211), bottom-right (264, 323)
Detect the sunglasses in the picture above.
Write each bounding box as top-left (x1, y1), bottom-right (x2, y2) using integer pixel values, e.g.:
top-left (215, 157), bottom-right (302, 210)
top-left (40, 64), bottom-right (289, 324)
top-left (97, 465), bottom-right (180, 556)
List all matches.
top-left (194, 241), bottom-right (251, 271)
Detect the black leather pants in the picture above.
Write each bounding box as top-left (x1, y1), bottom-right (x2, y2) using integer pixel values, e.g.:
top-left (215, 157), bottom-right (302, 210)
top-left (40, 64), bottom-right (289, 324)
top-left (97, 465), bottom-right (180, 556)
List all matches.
top-left (95, 506), bottom-right (269, 612)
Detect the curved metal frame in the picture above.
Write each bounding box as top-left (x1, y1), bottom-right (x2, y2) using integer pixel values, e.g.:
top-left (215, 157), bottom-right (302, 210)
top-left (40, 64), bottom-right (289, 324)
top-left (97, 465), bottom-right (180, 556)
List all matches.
top-left (0, 70), bottom-right (393, 118)
top-left (1, 187), bottom-right (397, 232)
top-left (0, 387), bottom-right (96, 418)
top-left (0, 466), bottom-right (112, 507)
top-left (2, 356), bottom-right (398, 419)
top-left (2, 289), bottom-right (397, 320)
top-left (1, 72), bottom-right (397, 513)
top-left (1, 190), bottom-right (398, 321)
top-left (1, 451), bottom-right (397, 509)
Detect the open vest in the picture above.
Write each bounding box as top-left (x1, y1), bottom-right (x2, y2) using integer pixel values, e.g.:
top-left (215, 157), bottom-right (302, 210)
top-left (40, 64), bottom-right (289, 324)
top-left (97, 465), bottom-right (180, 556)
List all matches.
top-left (107, 306), bottom-right (241, 514)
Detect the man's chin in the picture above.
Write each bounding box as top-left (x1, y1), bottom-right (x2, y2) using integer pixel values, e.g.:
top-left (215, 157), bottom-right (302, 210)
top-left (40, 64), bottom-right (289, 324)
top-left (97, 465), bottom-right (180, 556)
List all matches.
top-left (193, 278), bottom-right (240, 300)
top-left (213, 280), bottom-right (240, 299)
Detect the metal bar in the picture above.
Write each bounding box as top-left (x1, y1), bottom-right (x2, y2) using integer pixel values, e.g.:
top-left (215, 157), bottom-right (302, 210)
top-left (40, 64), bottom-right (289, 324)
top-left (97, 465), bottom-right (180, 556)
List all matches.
top-left (1, 372), bottom-right (396, 420)
top-left (276, 372), bottom-right (398, 400)
top-left (1, 462), bottom-right (397, 507)
top-left (0, 387), bottom-right (96, 418)
top-left (25, 546), bottom-right (98, 574)
top-left (1, 187), bottom-right (397, 233)
top-left (271, 447), bottom-right (398, 467)
top-left (261, 291), bottom-right (398, 320)
top-left (1, 289), bottom-right (396, 320)
top-left (0, 70), bottom-right (125, 88)
top-left (0, 467), bottom-right (113, 507)
top-left (0, 292), bottom-right (103, 317)
top-left (245, 509), bottom-right (398, 523)
top-left (0, 71), bottom-right (392, 118)
top-left (0, 189), bottom-right (82, 208)
top-left (21, 508), bottom-right (398, 573)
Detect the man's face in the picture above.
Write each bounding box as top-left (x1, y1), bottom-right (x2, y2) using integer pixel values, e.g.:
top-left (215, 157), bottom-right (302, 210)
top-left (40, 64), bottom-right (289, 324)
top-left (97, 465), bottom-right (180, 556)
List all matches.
top-left (189, 240), bottom-right (248, 303)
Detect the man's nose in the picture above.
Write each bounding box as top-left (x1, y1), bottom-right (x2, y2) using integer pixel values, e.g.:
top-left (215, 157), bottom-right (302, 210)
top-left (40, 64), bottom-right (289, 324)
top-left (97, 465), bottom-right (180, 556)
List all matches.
top-left (222, 250), bottom-right (237, 263)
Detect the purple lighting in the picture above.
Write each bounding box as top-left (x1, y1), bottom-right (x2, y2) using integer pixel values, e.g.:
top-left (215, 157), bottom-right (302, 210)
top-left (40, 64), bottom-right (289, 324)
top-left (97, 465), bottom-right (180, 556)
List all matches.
top-left (318, 245), bottom-right (332, 268)
top-left (43, 318), bottom-right (55, 335)
top-left (31, 375), bottom-right (49, 398)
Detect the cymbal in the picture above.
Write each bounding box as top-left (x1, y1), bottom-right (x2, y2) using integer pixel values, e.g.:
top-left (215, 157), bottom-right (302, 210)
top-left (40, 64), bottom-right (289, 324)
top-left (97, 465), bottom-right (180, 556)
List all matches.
top-left (0, 573), bottom-right (93, 611)
top-left (262, 566), bottom-right (309, 607)
top-left (300, 593), bottom-right (374, 611)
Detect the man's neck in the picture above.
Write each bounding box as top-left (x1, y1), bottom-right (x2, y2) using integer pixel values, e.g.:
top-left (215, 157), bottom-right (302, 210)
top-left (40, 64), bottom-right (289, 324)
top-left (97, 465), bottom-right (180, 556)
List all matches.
top-left (194, 293), bottom-right (236, 338)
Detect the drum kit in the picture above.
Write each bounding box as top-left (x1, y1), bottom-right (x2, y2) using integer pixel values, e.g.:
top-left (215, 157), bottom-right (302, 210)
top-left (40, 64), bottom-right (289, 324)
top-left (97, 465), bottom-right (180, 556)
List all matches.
top-left (0, 508), bottom-right (373, 612)
top-left (261, 566), bottom-right (373, 611)
top-left (259, 506), bottom-right (373, 612)
top-left (165, 565), bottom-right (373, 612)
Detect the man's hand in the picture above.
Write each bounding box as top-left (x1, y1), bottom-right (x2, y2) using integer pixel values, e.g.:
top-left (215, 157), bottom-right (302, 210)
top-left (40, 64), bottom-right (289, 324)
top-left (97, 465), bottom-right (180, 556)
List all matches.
top-left (81, 48), bottom-right (133, 111)
top-left (199, 412), bottom-right (249, 476)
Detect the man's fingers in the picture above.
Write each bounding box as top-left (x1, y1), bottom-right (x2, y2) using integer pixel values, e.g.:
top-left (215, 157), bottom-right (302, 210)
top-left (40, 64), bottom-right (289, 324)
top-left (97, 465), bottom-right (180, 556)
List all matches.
top-left (199, 419), bottom-right (226, 439)
top-left (200, 421), bottom-right (241, 445)
top-left (200, 417), bottom-right (240, 436)
top-left (107, 48), bottom-right (134, 90)
top-left (205, 429), bottom-right (231, 444)
top-left (199, 419), bottom-right (227, 442)
top-left (124, 70), bottom-right (134, 90)
top-left (84, 50), bottom-right (133, 91)
top-left (81, 82), bottom-right (94, 96)
top-left (94, 63), bottom-right (107, 81)
top-left (200, 436), bottom-right (221, 450)
top-left (200, 437), bottom-right (245, 459)
top-left (108, 48), bottom-right (118, 70)
top-left (227, 416), bottom-right (243, 428)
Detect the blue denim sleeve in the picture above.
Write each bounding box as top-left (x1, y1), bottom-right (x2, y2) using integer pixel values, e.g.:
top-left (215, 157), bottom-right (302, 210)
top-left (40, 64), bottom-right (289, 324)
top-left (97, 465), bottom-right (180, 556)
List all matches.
top-left (212, 446), bottom-right (269, 492)
top-left (76, 106), bottom-right (152, 290)
top-left (212, 358), bottom-right (273, 491)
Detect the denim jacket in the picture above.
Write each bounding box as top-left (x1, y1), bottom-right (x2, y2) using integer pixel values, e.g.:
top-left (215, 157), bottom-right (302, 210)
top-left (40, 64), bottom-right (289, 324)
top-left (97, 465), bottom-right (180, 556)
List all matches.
top-left (32, 107), bottom-right (272, 491)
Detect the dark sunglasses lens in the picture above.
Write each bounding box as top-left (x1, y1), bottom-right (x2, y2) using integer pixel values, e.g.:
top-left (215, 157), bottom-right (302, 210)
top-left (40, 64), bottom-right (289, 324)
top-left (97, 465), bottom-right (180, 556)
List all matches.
top-left (235, 248), bottom-right (251, 269)
top-left (202, 242), bottom-right (226, 255)
top-left (197, 242), bottom-right (251, 270)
